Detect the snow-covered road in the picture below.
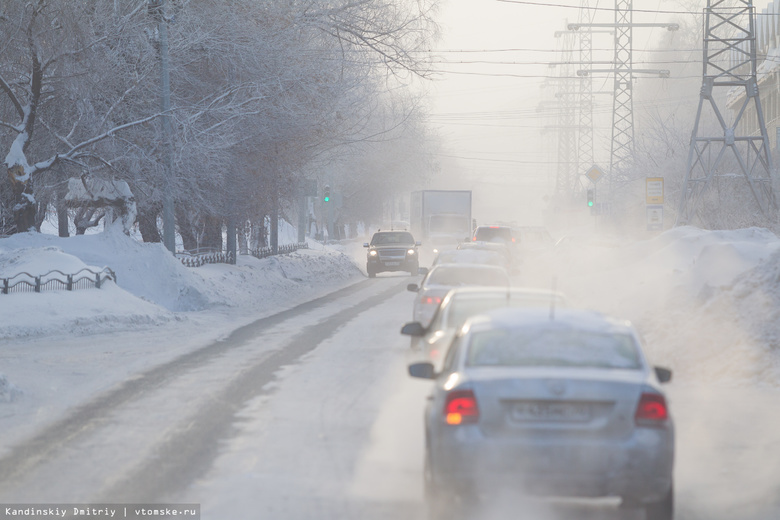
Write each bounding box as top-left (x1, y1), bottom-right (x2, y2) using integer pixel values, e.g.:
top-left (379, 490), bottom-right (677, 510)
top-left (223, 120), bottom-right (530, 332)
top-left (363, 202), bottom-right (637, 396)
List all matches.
top-left (3, 227), bottom-right (780, 519)
top-left (4, 272), bottom-right (778, 520)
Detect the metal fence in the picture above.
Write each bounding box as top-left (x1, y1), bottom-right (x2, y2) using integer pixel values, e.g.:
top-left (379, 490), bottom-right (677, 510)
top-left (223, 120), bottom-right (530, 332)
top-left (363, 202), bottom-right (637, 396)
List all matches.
top-left (1, 267), bottom-right (117, 295)
top-left (176, 248), bottom-right (236, 267)
top-left (249, 242), bottom-right (308, 260)
top-left (176, 242), bottom-right (308, 267)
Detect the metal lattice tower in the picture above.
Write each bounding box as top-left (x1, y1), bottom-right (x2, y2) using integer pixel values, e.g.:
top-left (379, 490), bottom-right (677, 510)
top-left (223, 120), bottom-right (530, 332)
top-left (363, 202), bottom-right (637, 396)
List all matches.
top-left (609, 0), bottom-right (634, 189)
top-left (577, 1), bottom-right (596, 181)
top-left (570, 9), bottom-right (676, 208)
top-left (555, 27), bottom-right (579, 199)
top-left (677, 0), bottom-right (776, 226)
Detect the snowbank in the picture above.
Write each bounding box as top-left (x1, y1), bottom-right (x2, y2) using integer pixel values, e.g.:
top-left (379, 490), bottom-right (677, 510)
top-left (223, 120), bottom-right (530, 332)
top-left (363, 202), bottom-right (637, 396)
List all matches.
top-left (526, 225), bottom-right (780, 385)
top-left (0, 228), bottom-right (363, 339)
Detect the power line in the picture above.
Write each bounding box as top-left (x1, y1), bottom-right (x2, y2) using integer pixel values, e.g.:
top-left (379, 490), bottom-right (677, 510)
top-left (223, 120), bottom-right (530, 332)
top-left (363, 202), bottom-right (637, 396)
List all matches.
top-left (496, 0), bottom-right (779, 16)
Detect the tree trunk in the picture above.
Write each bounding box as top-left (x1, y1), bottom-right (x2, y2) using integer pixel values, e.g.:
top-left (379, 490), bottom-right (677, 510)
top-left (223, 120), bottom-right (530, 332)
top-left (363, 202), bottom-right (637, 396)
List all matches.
top-left (56, 188), bottom-right (70, 237)
top-left (138, 204), bottom-right (162, 243)
top-left (238, 220), bottom-right (248, 255)
top-left (202, 215), bottom-right (222, 250)
top-left (10, 172), bottom-right (36, 233)
top-left (175, 206), bottom-right (197, 251)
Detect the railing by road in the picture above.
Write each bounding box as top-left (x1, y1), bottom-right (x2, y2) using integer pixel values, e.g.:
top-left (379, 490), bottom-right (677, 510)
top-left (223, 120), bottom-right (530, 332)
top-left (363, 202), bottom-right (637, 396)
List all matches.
top-left (1, 267), bottom-right (117, 295)
top-left (177, 242), bottom-right (309, 267)
top-left (176, 248), bottom-right (236, 267)
top-left (249, 242), bottom-right (308, 260)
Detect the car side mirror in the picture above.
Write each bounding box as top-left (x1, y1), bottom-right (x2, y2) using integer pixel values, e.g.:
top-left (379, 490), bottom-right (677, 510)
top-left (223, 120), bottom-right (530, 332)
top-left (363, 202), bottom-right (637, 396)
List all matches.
top-left (654, 366), bottom-right (672, 383)
top-left (407, 283), bottom-right (419, 292)
top-left (417, 267), bottom-right (429, 276)
top-left (363, 242), bottom-right (369, 248)
top-left (416, 241), bottom-right (422, 246)
top-left (408, 362), bottom-right (436, 380)
top-left (401, 321), bottom-right (426, 336)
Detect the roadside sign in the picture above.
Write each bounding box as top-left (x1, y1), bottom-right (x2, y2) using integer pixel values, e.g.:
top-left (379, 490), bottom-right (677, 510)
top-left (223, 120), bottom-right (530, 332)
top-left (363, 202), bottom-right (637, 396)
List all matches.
top-left (647, 205), bottom-right (664, 231)
top-left (646, 177), bottom-right (664, 204)
top-left (586, 165), bottom-right (604, 183)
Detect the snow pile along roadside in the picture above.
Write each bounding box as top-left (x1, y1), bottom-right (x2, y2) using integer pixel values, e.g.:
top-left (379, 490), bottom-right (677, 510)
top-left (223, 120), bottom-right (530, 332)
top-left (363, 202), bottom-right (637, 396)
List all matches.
top-left (0, 229), bottom-right (363, 339)
top-left (526, 226), bottom-right (780, 385)
top-left (0, 374), bottom-right (22, 403)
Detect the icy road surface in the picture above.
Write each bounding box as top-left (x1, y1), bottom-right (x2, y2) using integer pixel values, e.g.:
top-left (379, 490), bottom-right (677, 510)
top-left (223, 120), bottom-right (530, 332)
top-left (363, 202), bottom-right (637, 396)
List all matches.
top-left (0, 272), bottom-right (778, 520)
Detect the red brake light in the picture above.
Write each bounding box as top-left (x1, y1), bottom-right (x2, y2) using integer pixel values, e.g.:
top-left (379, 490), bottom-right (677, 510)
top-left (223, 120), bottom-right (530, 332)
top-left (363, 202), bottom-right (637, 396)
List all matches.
top-left (635, 392), bottom-right (668, 425)
top-left (422, 296), bottom-right (442, 305)
top-left (444, 389), bottom-right (479, 425)
top-left (472, 236), bottom-right (477, 241)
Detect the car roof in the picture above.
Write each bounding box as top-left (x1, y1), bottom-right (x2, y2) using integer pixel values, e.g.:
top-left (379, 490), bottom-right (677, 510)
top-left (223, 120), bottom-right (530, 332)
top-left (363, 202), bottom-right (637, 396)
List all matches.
top-left (429, 263), bottom-right (508, 273)
top-left (462, 307), bottom-right (635, 336)
top-left (443, 286), bottom-right (567, 302)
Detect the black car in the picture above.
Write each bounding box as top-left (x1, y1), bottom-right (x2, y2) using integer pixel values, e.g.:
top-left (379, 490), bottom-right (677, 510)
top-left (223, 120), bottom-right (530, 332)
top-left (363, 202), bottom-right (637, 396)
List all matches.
top-left (364, 231), bottom-right (420, 277)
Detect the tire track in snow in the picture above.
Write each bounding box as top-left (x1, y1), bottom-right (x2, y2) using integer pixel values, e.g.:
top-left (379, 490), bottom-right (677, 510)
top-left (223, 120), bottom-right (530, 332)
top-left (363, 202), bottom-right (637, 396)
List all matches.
top-left (97, 279), bottom-right (408, 502)
top-left (0, 277), bottom-right (401, 493)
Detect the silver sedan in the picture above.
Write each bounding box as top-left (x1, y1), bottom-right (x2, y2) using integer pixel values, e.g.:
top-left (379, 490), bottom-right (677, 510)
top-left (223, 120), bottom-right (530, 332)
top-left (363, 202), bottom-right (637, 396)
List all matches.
top-left (407, 263), bottom-right (511, 328)
top-left (402, 286), bottom-right (568, 366)
top-left (409, 307), bottom-right (674, 520)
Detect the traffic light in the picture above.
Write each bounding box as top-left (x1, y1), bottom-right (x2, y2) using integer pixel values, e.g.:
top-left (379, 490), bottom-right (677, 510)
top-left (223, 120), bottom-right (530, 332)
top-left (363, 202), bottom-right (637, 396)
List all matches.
top-left (323, 185), bottom-right (331, 202)
top-left (587, 189), bottom-right (594, 207)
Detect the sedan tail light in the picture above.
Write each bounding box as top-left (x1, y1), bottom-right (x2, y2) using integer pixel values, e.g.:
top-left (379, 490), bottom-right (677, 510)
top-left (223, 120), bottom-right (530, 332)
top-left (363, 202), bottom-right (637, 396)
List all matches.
top-left (444, 389), bottom-right (479, 425)
top-left (421, 296), bottom-right (442, 305)
top-left (634, 392), bottom-right (669, 426)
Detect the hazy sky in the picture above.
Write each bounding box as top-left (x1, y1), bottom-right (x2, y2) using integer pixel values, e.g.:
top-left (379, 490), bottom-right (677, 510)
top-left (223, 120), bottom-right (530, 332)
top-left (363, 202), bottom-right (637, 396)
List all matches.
top-left (424, 0), bottom-right (697, 226)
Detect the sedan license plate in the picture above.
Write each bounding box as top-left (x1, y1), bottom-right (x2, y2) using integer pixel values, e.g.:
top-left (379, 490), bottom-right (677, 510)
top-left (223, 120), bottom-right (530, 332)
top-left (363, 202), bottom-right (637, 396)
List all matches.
top-left (384, 261), bottom-right (401, 266)
top-left (509, 401), bottom-right (591, 423)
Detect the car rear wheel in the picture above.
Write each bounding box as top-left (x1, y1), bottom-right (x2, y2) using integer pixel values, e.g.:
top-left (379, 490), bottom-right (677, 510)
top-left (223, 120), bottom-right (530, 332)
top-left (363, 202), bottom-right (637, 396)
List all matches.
top-left (367, 266), bottom-right (376, 278)
top-left (425, 448), bottom-right (474, 520)
top-left (425, 450), bottom-right (452, 520)
top-left (645, 486), bottom-right (673, 520)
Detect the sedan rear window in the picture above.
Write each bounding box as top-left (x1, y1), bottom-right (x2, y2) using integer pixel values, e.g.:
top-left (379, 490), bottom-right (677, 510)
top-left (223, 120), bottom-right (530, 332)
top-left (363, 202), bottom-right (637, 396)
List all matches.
top-left (426, 267), bottom-right (508, 287)
top-left (474, 227), bottom-right (512, 243)
top-left (466, 329), bottom-right (641, 369)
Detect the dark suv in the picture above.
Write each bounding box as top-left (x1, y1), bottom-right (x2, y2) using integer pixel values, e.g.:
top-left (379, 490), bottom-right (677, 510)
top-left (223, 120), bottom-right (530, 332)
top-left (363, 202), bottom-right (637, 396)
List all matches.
top-left (364, 231), bottom-right (420, 277)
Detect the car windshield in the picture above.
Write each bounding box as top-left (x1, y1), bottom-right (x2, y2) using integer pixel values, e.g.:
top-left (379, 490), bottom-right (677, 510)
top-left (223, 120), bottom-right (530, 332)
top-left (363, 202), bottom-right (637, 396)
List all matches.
top-left (466, 328), bottom-right (641, 369)
top-left (426, 267), bottom-right (508, 287)
top-left (370, 232), bottom-right (415, 245)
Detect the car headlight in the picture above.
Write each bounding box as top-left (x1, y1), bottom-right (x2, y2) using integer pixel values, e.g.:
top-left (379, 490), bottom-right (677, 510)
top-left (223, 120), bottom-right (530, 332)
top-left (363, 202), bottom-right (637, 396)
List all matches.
top-left (369, 250), bottom-right (378, 256)
top-left (407, 249), bottom-right (416, 255)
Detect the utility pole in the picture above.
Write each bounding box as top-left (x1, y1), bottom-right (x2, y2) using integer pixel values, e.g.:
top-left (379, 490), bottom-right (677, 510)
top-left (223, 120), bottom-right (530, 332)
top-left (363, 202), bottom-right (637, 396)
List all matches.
top-left (149, 0), bottom-right (176, 253)
top-left (677, 0), bottom-right (776, 226)
top-left (570, 7), bottom-right (678, 211)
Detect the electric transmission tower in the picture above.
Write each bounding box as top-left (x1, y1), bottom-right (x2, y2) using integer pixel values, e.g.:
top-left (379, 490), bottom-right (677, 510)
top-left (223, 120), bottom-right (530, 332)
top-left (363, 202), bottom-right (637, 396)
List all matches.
top-left (570, 4), bottom-right (677, 209)
top-left (677, 0), bottom-right (776, 226)
top-left (554, 27), bottom-right (579, 200)
top-left (577, 0), bottom-right (596, 183)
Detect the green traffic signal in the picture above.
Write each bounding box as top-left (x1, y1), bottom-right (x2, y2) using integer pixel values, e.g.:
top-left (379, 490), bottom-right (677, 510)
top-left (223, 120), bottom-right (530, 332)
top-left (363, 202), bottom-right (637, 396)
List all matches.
top-left (587, 189), bottom-right (594, 207)
top-left (324, 196), bottom-right (330, 202)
